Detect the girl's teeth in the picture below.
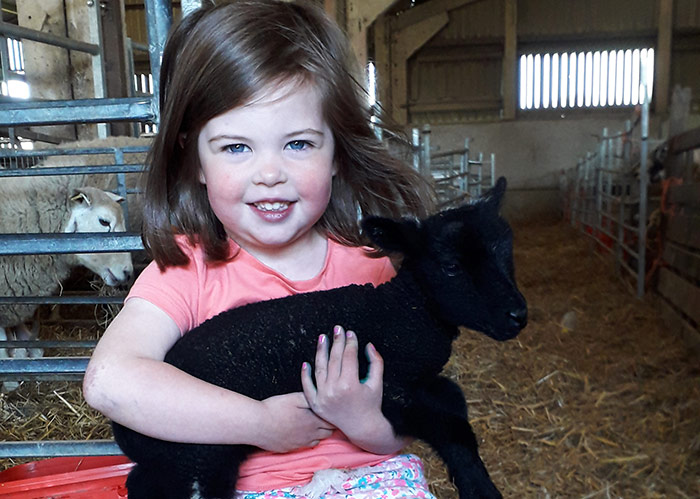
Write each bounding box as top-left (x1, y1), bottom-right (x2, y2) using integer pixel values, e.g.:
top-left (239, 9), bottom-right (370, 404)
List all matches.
top-left (255, 202), bottom-right (288, 212)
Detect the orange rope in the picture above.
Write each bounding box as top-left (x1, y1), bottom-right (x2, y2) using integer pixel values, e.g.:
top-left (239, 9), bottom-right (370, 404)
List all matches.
top-left (645, 177), bottom-right (684, 287)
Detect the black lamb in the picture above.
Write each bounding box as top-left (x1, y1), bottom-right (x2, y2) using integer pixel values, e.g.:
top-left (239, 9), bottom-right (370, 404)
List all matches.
top-left (112, 176), bottom-right (528, 499)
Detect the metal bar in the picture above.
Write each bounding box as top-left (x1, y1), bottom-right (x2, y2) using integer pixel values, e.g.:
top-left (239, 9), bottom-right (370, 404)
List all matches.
top-left (620, 241), bottom-right (638, 259)
top-left (412, 128), bottom-right (420, 172)
top-left (0, 97), bottom-right (155, 126)
top-left (0, 341), bottom-right (97, 349)
top-left (0, 296), bottom-right (124, 304)
top-left (0, 233), bottom-right (143, 255)
top-left (144, 0), bottom-right (173, 124)
top-left (420, 124), bottom-right (431, 177)
top-left (0, 145), bottom-right (150, 158)
top-left (0, 357), bottom-right (89, 381)
top-left (430, 148), bottom-right (468, 159)
top-left (0, 164), bottom-right (144, 177)
top-left (636, 68), bottom-right (650, 298)
top-left (0, 19), bottom-right (99, 55)
top-left (0, 440), bottom-right (123, 458)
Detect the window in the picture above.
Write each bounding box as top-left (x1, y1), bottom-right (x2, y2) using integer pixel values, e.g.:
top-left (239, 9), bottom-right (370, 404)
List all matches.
top-left (1, 37), bottom-right (29, 99)
top-left (519, 48), bottom-right (654, 110)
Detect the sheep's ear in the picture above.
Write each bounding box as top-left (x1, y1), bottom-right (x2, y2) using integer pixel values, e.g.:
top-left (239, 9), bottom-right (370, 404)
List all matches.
top-left (70, 188), bottom-right (92, 206)
top-left (483, 176), bottom-right (507, 210)
top-left (361, 216), bottom-right (421, 254)
top-left (104, 191), bottom-right (125, 204)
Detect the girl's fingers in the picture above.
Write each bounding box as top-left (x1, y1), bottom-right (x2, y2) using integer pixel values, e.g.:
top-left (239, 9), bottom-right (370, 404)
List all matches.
top-left (313, 333), bottom-right (329, 383)
top-left (341, 329), bottom-right (359, 380)
top-left (326, 325), bottom-right (345, 378)
top-left (300, 362), bottom-right (317, 402)
top-left (364, 342), bottom-right (384, 391)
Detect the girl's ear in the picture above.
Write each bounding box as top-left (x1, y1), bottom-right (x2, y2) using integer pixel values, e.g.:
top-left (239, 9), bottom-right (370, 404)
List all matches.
top-left (199, 169), bottom-right (207, 185)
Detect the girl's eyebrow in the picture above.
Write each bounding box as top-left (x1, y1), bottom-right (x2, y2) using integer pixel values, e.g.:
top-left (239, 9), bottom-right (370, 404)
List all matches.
top-left (284, 128), bottom-right (325, 138)
top-left (208, 134), bottom-right (248, 143)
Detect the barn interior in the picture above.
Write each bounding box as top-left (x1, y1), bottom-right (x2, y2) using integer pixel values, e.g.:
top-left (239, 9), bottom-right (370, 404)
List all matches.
top-left (0, 0), bottom-right (698, 497)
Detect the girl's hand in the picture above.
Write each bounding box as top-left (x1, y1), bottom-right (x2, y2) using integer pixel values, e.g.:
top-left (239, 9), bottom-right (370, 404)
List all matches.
top-left (258, 392), bottom-right (334, 453)
top-left (302, 325), bottom-right (406, 454)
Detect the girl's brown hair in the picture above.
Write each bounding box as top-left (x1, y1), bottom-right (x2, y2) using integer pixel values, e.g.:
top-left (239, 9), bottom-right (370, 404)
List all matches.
top-left (142, 0), bottom-right (435, 268)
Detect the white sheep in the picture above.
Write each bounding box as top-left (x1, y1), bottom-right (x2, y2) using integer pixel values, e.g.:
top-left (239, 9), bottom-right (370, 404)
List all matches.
top-left (32, 136), bottom-right (151, 232)
top-left (0, 173), bottom-right (134, 392)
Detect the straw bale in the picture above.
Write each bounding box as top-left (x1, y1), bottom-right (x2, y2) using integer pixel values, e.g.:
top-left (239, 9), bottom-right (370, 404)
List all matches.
top-left (1, 220), bottom-right (699, 498)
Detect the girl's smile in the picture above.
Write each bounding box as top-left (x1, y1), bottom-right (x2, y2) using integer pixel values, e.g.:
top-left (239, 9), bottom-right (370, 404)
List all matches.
top-left (197, 79), bottom-right (336, 275)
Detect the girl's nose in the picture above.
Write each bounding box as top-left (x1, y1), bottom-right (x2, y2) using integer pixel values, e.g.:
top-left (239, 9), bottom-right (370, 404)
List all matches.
top-left (252, 158), bottom-right (287, 186)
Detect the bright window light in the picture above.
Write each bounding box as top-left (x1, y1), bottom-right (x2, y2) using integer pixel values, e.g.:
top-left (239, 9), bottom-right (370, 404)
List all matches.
top-left (1, 80), bottom-right (30, 99)
top-left (519, 47), bottom-right (654, 110)
top-left (367, 61), bottom-right (377, 107)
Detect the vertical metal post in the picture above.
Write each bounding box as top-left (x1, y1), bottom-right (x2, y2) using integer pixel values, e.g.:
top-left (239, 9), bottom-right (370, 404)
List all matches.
top-left (490, 153), bottom-right (496, 186)
top-left (572, 159), bottom-right (581, 228)
top-left (597, 128), bottom-right (607, 239)
top-left (459, 147), bottom-right (467, 193)
top-left (412, 128), bottom-right (420, 172)
top-left (87, 1), bottom-right (108, 138)
top-left (421, 124), bottom-right (431, 178)
top-left (637, 66), bottom-right (650, 298)
top-left (464, 138), bottom-right (471, 195)
top-left (477, 152), bottom-right (483, 196)
top-left (144, 0), bottom-right (173, 125)
top-left (113, 148), bottom-right (129, 225)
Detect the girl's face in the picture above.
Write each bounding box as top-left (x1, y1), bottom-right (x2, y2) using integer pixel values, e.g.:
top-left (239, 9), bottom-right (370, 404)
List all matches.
top-left (197, 79), bottom-right (336, 256)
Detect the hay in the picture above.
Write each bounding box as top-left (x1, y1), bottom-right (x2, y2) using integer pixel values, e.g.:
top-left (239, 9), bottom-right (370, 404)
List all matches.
top-left (1, 220), bottom-right (699, 498)
top-left (408, 220), bottom-right (700, 498)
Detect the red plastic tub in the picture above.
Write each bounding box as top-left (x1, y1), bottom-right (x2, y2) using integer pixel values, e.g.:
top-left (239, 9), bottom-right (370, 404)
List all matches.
top-left (0, 456), bottom-right (133, 498)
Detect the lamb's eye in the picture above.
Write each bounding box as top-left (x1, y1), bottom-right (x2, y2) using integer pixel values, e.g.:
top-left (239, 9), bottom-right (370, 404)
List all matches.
top-left (99, 218), bottom-right (111, 228)
top-left (442, 263), bottom-right (461, 276)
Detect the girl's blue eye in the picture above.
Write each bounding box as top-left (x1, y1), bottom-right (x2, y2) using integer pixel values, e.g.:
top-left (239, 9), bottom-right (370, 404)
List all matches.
top-left (225, 144), bottom-right (250, 154)
top-left (286, 140), bottom-right (309, 151)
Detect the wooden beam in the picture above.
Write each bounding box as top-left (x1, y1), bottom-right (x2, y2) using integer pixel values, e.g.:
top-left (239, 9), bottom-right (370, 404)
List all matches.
top-left (391, 13), bottom-right (449, 124)
top-left (323, 0), bottom-right (338, 23)
top-left (502, 0), bottom-right (517, 120)
top-left (346, 0), bottom-right (397, 72)
top-left (374, 13), bottom-right (392, 115)
top-left (391, 0), bottom-right (484, 31)
top-left (655, 0), bottom-right (673, 115)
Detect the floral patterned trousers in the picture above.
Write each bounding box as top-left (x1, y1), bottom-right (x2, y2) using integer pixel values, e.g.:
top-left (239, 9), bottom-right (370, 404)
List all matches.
top-left (234, 454), bottom-right (436, 499)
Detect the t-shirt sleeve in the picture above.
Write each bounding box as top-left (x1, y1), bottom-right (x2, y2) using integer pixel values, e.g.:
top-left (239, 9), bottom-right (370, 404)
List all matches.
top-left (125, 256), bottom-right (199, 334)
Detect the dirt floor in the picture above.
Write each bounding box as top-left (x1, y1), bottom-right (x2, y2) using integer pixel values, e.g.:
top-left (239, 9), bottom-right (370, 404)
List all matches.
top-left (1, 219), bottom-right (699, 498)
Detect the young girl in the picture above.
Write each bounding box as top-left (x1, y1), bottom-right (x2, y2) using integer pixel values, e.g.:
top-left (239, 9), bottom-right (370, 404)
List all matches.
top-left (83, 1), bottom-right (437, 497)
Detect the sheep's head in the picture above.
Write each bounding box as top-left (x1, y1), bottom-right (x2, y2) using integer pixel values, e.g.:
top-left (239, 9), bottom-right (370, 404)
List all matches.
top-left (63, 187), bottom-right (134, 286)
top-left (362, 177), bottom-right (527, 341)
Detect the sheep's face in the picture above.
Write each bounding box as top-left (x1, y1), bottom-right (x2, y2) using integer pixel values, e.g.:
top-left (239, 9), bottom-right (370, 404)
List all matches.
top-left (64, 187), bottom-right (134, 286)
top-left (363, 177), bottom-right (527, 341)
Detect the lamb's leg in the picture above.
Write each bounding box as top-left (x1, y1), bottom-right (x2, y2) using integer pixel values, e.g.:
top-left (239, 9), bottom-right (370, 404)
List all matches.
top-left (398, 376), bottom-right (501, 499)
top-left (125, 464), bottom-right (195, 499)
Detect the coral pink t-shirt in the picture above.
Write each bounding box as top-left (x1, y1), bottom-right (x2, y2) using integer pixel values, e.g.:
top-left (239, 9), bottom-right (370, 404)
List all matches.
top-left (126, 237), bottom-right (398, 491)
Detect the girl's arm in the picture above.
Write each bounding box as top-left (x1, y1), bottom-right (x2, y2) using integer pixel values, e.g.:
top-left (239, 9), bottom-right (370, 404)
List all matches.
top-left (83, 298), bottom-right (333, 452)
top-left (301, 325), bottom-right (410, 455)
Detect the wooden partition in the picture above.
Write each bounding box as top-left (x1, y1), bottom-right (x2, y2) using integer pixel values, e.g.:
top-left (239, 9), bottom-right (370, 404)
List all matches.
top-left (655, 127), bottom-right (700, 352)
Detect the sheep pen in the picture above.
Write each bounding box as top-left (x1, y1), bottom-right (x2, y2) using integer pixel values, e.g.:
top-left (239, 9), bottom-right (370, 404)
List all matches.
top-left (0, 218), bottom-right (698, 498)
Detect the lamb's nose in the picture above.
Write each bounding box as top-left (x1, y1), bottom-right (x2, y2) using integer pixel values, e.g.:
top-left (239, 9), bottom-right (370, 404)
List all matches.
top-left (509, 308), bottom-right (528, 329)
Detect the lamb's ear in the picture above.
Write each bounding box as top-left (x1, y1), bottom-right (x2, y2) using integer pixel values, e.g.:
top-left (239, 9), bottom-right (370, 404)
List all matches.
top-left (483, 176), bottom-right (507, 210)
top-left (70, 188), bottom-right (92, 207)
top-left (361, 216), bottom-right (421, 254)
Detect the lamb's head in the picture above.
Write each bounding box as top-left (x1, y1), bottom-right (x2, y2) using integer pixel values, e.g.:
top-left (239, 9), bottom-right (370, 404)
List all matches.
top-left (63, 187), bottom-right (134, 286)
top-left (362, 176), bottom-right (527, 341)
